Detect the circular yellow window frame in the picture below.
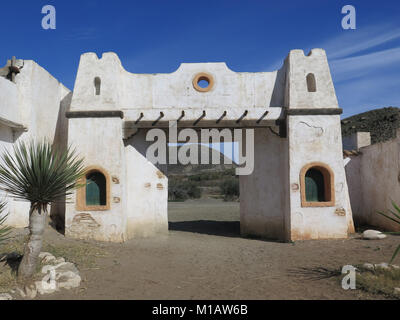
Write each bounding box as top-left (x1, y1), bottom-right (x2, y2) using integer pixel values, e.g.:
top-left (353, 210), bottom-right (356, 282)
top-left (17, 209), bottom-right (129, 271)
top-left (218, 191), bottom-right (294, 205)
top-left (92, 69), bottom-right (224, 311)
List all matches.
top-left (192, 72), bottom-right (214, 92)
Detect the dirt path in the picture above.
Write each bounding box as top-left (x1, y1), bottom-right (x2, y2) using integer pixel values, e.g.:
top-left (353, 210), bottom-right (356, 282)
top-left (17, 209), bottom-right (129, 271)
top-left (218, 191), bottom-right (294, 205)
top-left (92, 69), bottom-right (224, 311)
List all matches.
top-left (33, 199), bottom-right (396, 300)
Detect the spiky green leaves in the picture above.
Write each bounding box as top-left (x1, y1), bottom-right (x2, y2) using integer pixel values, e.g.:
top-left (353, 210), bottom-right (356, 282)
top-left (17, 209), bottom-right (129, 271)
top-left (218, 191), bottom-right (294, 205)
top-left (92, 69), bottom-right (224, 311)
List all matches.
top-left (0, 140), bottom-right (85, 208)
top-left (378, 200), bottom-right (400, 263)
top-left (0, 201), bottom-right (11, 244)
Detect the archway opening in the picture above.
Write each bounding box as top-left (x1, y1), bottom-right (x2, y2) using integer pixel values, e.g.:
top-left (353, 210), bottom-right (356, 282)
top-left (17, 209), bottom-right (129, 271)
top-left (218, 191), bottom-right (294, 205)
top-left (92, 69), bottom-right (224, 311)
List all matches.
top-left (167, 140), bottom-right (240, 237)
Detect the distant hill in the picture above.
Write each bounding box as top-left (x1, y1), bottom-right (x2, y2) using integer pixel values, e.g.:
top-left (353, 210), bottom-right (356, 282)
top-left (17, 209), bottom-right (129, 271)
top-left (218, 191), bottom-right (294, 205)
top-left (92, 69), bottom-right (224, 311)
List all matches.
top-left (167, 144), bottom-right (237, 176)
top-left (341, 107), bottom-right (400, 144)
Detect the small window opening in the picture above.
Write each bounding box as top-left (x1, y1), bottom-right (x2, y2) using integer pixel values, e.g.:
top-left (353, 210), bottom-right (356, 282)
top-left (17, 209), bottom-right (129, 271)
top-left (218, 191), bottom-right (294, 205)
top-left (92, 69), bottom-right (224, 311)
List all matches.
top-left (300, 163), bottom-right (335, 207)
top-left (94, 77), bottom-right (101, 95)
top-left (305, 168), bottom-right (325, 202)
top-left (86, 171), bottom-right (106, 206)
top-left (197, 78), bottom-right (210, 89)
top-left (306, 73), bottom-right (316, 92)
top-left (193, 73), bottom-right (214, 92)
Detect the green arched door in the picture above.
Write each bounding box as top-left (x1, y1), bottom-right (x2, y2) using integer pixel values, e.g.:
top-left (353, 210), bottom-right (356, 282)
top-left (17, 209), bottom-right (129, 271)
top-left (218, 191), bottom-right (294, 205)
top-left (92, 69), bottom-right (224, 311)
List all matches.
top-left (305, 169), bottom-right (325, 202)
top-left (86, 172), bottom-right (106, 206)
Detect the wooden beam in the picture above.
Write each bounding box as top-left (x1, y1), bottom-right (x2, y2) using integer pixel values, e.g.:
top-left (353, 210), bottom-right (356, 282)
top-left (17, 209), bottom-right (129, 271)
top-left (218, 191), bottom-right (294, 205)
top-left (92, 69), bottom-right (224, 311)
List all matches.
top-left (66, 110), bottom-right (124, 119)
top-left (286, 108), bottom-right (343, 116)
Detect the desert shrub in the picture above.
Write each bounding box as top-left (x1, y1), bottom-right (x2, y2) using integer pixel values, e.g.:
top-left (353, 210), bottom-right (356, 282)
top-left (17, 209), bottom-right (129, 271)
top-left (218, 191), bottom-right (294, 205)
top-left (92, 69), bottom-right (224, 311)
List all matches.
top-left (188, 169), bottom-right (236, 182)
top-left (189, 172), bottom-right (218, 182)
top-left (222, 168), bottom-right (236, 177)
top-left (185, 181), bottom-right (202, 199)
top-left (219, 177), bottom-right (239, 201)
top-left (168, 180), bottom-right (202, 201)
top-left (168, 182), bottom-right (189, 201)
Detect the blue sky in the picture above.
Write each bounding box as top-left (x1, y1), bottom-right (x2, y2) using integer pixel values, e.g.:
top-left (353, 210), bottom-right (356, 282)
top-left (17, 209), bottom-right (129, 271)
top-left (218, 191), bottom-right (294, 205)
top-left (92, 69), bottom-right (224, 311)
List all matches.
top-left (0, 0), bottom-right (399, 118)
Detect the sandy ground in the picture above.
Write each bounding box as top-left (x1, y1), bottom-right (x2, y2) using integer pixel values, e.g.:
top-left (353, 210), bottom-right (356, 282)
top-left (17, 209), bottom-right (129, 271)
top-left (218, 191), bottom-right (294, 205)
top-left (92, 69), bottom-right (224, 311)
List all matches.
top-left (30, 198), bottom-right (398, 300)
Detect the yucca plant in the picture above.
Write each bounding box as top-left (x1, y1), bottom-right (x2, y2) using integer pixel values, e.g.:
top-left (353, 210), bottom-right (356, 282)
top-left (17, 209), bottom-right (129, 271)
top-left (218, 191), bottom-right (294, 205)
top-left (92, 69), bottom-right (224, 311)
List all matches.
top-left (0, 140), bottom-right (85, 282)
top-left (0, 201), bottom-right (12, 245)
top-left (377, 200), bottom-right (400, 264)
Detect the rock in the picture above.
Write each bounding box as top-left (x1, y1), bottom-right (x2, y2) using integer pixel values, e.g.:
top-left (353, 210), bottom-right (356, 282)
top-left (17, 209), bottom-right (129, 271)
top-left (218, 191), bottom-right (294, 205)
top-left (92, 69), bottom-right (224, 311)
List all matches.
top-left (39, 252), bottom-right (66, 265)
top-left (54, 257), bottom-right (65, 264)
top-left (35, 281), bottom-right (50, 295)
top-left (362, 230), bottom-right (387, 240)
top-left (54, 262), bottom-right (79, 275)
top-left (394, 288), bottom-right (400, 295)
top-left (25, 284), bottom-right (37, 299)
top-left (42, 261), bottom-right (76, 274)
top-left (41, 255), bottom-right (57, 264)
top-left (57, 272), bottom-right (81, 289)
top-left (35, 273), bottom-right (57, 295)
top-left (39, 252), bottom-right (53, 259)
top-left (41, 261), bottom-right (81, 292)
top-left (392, 264), bottom-right (400, 270)
top-left (362, 263), bottom-right (375, 271)
top-left (374, 262), bottom-right (390, 270)
top-left (0, 293), bottom-right (13, 300)
top-left (42, 264), bottom-right (56, 274)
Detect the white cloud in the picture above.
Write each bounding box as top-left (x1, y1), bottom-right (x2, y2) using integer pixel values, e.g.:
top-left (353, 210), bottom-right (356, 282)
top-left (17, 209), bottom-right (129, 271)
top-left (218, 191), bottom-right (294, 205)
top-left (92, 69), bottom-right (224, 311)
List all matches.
top-left (264, 23), bottom-right (400, 72)
top-left (321, 23), bottom-right (400, 59)
top-left (330, 47), bottom-right (400, 82)
top-left (336, 73), bottom-right (400, 117)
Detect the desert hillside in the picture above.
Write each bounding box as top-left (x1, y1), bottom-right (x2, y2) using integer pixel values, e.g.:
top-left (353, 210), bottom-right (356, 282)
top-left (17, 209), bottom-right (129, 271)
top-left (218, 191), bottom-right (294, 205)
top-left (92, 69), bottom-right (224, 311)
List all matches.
top-left (341, 107), bottom-right (400, 144)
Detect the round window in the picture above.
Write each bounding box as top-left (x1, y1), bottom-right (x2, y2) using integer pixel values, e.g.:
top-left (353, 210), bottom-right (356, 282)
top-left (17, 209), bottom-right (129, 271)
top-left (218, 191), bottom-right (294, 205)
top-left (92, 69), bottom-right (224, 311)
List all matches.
top-left (192, 73), bottom-right (214, 92)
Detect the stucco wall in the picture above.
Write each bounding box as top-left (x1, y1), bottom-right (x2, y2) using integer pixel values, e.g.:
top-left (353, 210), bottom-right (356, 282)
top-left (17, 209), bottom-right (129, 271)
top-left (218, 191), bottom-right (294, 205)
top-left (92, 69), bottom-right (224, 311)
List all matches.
top-left (125, 130), bottom-right (168, 238)
top-left (70, 52), bottom-right (285, 124)
top-left (0, 60), bottom-right (71, 228)
top-left (0, 77), bottom-right (20, 125)
top-left (286, 116), bottom-right (353, 240)
top-left (284, 49), bottom-right (338, 109)
top-left (282, 48), bottom-right (354, 240)
top-left (65, 117), bottom-right (127, 242)
top-left (0, 123), bottom-right (30, 228)
top-left (15, 61), bottom-right (71, 141)
top-left (65, 49), bottom-right (354, 242)
top-left (240, 128), bottom-right (288, 240)
top-left (346, 135), bottom-right (400, 231)
top-left (343, 132), bottom-right (371, 151)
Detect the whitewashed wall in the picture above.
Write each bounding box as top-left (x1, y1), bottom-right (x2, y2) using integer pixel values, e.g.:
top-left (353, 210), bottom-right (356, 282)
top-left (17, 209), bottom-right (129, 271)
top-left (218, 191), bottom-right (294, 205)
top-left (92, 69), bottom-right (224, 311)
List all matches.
top-left (65, 117), bottom-right (127, 242)
top-left (125, 130), bottom-right (168, 238)
top-left (0, 60), bottom-right (71, 228)
top-left (240, 128), bottom-right (288, 240)
top-left (346, 133), bottom-right (400, 231)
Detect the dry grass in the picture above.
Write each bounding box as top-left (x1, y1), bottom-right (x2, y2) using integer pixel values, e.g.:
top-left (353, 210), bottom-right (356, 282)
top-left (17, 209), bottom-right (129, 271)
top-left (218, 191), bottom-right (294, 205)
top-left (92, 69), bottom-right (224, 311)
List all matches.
top-left (356, 266), bottom-right (400, 299)
top-left (288, 264), bottom-right (400, 299)
top-left (0, 266), bottom-right (17, 293)
top-left (0, 235), bottom-right (25, 292)
top-left (42, 241), bottom-right (107, 269)
top-left (0, 232), bottom-right (107, 293)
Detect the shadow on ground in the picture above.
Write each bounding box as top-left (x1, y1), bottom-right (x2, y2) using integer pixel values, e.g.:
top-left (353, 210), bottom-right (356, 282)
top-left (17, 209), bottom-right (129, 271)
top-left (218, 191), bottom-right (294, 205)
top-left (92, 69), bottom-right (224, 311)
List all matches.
top-left (168, 220), bottom-right (240, 237)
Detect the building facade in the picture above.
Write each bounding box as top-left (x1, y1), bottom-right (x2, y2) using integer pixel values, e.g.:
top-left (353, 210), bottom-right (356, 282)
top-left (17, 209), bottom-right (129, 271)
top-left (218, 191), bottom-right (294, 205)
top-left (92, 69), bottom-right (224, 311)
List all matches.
top-left (0, 49), bottom-right (355, 242)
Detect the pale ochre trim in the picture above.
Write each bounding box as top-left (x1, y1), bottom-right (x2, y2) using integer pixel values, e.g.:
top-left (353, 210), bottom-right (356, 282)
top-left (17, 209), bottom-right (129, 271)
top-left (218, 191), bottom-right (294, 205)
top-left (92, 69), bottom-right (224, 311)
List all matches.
top-left (300, 162), bottom-right (335, 208)
top-left (192, 72), bottom-right (214, 92)
top-left (76, 165), bottom-right (111, 211)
